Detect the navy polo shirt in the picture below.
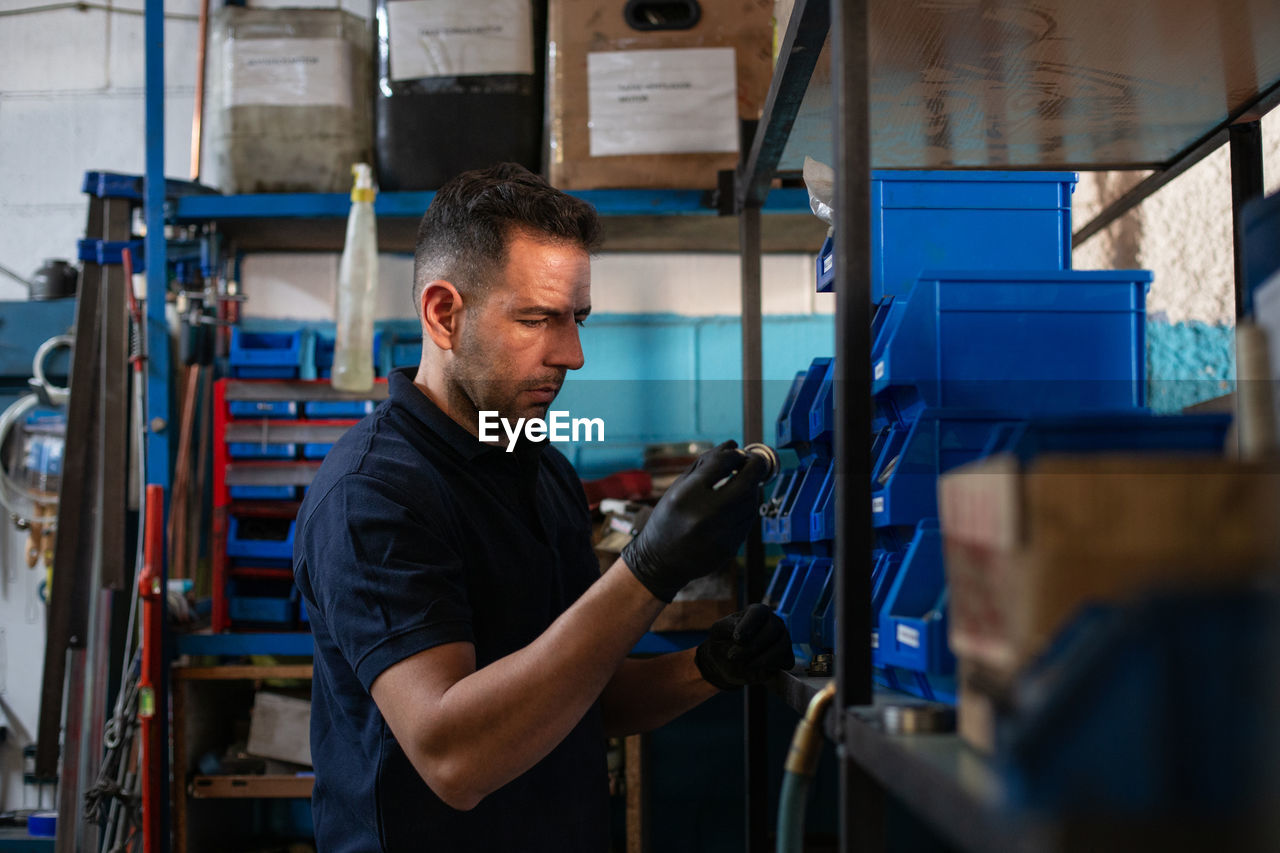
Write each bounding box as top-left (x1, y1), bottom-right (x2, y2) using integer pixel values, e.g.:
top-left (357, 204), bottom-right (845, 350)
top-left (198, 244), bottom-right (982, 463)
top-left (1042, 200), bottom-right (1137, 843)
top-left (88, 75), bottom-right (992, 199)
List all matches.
top-left (294, 368), bottom-right (608, 852)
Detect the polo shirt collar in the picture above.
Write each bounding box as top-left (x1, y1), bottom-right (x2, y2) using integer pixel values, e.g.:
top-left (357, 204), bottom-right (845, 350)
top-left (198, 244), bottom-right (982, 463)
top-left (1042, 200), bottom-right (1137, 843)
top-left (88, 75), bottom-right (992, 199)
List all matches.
top-left (387, 368), bottom-right (546, 468)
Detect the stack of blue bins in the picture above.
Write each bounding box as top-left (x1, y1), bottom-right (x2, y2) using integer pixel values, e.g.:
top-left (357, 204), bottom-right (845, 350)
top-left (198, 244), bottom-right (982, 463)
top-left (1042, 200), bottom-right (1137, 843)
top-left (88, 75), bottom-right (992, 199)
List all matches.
top-left (796, 170), bottom-right (1162, 702)
top-left (224, 325), bottom-right (388, 629)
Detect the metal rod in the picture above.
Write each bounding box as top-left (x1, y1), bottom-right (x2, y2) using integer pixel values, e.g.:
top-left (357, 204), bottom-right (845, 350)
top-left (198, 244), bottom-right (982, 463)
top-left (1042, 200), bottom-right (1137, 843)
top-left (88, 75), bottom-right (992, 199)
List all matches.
top-left (1229, 119), bottom-right (1265, 320)
top-left (739, 203), bottom-right (769, 853)
top-left (831, 0), bottom-right (873, 714)
top-left (735, 0), bottom-right (830, 210)
top-left (189, 0), bottom-right (209, 179)
top-left (1075, 80), bottom-right (1280, 247)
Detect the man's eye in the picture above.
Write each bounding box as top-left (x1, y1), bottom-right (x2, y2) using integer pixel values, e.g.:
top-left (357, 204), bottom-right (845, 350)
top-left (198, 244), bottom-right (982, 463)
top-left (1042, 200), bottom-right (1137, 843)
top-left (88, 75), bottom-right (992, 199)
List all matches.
top-left (519, 319), bottom-right (546, 328)
top-left (575, 318), bottom-right (587, 328)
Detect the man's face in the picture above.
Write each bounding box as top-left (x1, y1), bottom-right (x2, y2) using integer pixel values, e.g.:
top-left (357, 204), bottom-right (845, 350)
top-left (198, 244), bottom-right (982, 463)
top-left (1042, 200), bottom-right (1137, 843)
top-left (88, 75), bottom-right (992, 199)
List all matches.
top-left (445, 230), bottom-right (592, 427)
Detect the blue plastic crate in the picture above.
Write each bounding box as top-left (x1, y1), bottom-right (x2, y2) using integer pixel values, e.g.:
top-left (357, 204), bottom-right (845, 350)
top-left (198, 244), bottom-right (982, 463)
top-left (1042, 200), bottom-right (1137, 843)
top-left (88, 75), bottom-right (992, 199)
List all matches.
top-left (806, 360), bottom-right (836, 447)
top-left (776, 358), bottom-right (832, 449)
top-left (302, 400), bottom-right (375, 419)
top-left (761, 458), bottom-right (832, 544)
top-left (872, 270), bottom-right (1151, 419)
top-left (390, 339), bottom-right (423, 369)
top-left (314, 330), bottom-right (385, 378)
top-left (775, 556), bottom-right (830, 653)
top-left (303, 443), bottom-right (334, 459)
top-left (229, 328), bottom-right (303, 379)
top-left (816, 171), bottom-right (1077, 301)
top-left (226, 517), bottom-right (297, 562)
top-left (228, 593), bottom-right (296, 625)
top-left (871, 411), bottom-right (1021, 528)
top-left (227, 442), bottom-right (297, 460)
top-left (1242, 190), bottom-right (1280, 314)
top-left (764, 554), bottom-right (802, 609)
top-left (987, 412), bottom-right (1231, 460)
top-left (875, 521), bottom-right (953, 676)
top-left (228, 400), bottom-right (299, 419)
top-left (229, 485), bottom-right (297, 501)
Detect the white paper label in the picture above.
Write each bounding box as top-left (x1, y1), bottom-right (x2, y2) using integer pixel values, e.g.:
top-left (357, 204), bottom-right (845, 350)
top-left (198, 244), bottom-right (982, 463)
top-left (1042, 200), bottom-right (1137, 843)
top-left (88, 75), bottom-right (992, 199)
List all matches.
top-left (228, 38), bottom-right (352, 109)
top-left (870, 631), bottom-right (879, 649)
top-left (387, 0), bottom-right (533, 81)
top-left (874, 361), bottom-right (885, 381)
top-left (823, 254), bottom-right (833, 274)
top-left (587, 48), bottom-right (738, 157)
top-left (896, 624), bottom-right (920, 648)
top-left (871, 496), bottom-right (884, 514)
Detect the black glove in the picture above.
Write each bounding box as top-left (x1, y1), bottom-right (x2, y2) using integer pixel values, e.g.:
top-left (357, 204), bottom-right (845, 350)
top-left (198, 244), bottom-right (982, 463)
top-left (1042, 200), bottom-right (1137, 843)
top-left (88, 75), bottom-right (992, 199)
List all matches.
top-left (695, 604), bottom-right (795, 691)
top-left (621, 440), bottom-right (768, 603)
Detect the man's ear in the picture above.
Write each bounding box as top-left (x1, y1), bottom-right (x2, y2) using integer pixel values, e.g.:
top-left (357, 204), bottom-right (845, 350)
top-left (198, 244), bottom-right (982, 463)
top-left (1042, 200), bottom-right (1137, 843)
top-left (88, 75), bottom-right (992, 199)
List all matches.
top-left (420, 280), bottom-right (463, 351)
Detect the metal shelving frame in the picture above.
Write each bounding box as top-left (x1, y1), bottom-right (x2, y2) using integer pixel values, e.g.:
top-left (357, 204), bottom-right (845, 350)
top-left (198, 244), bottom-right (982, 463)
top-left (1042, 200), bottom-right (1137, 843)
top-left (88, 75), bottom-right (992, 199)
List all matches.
top-left (732, 1), bottom-right (1280, 852)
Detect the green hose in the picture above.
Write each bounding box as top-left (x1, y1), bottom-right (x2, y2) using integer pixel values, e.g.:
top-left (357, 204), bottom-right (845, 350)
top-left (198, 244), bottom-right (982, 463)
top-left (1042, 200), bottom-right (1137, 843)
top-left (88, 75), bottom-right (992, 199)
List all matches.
top-left (776, 770), bottom-right (811, 853)
top-left (776, 682), bottom-right (837, 853)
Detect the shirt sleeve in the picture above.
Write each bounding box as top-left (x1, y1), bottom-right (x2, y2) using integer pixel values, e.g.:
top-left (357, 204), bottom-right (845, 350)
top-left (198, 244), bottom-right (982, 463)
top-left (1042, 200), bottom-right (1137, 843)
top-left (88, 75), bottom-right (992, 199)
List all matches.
top-left (297, 473), bottom-right (473, 691)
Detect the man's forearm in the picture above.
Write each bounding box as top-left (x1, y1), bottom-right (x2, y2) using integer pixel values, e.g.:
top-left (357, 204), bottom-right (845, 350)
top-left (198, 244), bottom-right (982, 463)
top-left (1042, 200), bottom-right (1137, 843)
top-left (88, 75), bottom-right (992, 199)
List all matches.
top-left (398, 559), bottom-right (663, 808)
top-left (600, 650), bottom-right (721, 737)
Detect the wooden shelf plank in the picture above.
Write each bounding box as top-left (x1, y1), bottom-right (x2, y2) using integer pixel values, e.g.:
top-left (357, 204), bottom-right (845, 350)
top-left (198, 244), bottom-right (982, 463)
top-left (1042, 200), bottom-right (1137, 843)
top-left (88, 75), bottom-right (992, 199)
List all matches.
top-left (173, 664), bottom-right (313, 681)
top-left (189, 774), bottom-right (314, 799)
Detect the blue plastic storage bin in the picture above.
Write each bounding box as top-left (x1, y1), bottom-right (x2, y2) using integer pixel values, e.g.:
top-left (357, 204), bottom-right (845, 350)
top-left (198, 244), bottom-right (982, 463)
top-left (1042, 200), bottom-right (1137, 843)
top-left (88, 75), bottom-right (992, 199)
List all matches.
top-left (390, 339), bottom-right (423, 369)
top-left (229, 485), bottom-right (297, 501)
top-left (874, 521), bottom-right (953, 676)
top-left (764, 554), bottom-right (802, 609)
top-left (775, 556), bottom-right (830, 652)
top-left (816, 171), bottom-right (1077, 301)
top-left (314, 330), bottom-right (385, 378)
top-left (303, 443), bottom-right (335, 459)
top-left (1242, 190), bottom-right (1280, 313)
top-left (871, 411), bottom-right (1021, 528)
top-left (761, 458), bottom-right (832, 544)
top-left (228, 400), bottom-right (299, 419)
top-left (229, 328), bottom-right (303, 379)
top-left (776, 358), bottom-right (832, 449)
top-left (302, 400), bottom-right (376, 419)
top-left (987, 412), bottom-right (1231, 460)
top-left (228, 591), bottom-right (296, 625)
top-left (227, 442), bottom-right (297, 460)
top-left (226, 517), bottom-right (297, 562)
top-left (806, 360), bottom-right (836, 448)
top-left (872, 270), bottom-right (1151, 419)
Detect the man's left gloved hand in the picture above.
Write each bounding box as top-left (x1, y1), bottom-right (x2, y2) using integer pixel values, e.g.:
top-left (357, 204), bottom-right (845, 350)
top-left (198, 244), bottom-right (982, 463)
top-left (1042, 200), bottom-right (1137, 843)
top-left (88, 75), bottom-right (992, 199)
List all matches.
top-left (695, 604), bottom-right (795, 691)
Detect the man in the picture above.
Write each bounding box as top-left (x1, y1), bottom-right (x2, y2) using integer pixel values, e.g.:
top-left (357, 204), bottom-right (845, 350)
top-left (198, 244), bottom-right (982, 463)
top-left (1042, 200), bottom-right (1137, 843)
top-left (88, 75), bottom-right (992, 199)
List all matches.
top-left (294, 163), bottom-right (793, 852)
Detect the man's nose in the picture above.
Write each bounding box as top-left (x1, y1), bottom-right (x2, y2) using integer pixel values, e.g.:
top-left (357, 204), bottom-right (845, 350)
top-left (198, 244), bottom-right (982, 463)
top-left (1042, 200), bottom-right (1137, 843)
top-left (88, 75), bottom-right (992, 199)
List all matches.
top-left (548, 322), bottom-right (585, 371)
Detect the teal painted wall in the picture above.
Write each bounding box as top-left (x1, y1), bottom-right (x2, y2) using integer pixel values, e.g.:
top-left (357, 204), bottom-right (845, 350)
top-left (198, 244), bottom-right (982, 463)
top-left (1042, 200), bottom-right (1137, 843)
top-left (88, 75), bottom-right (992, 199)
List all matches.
top-left (1145, 319), bottom-right (1235, 414)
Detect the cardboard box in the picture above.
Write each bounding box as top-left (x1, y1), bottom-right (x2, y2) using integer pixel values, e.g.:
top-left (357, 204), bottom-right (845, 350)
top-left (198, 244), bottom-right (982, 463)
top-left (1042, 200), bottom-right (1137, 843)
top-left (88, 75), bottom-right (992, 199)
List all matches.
top-left (546, 0), bottom-right (773, 189)
top-left (246, 692), bottom-right (312, 767)
top-left (939, 453), bottom-right (1280, 684)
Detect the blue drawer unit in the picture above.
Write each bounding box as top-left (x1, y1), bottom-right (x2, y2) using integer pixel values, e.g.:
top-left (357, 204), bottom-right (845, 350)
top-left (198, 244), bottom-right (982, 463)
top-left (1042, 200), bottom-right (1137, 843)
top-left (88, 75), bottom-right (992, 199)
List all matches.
top-left (227, 442), bottom-right (297, 460)
top-left (226, 517), bottom-right (297, 562)
top-left (807, 360), bottom-right (836, 447)
top-left (871, 411), bottom-right (1021, 528)
top-left (228, 400), bottom-right (299, 419)
top-left (765, 554), bottom-right (802, 609)
top-left (229, 485), bottom-right (297, 501)
top-left (229, 328), bottom-right (304, 379)
top-left (303, 399), bottom-right (376, 419)
top-left (775, 556), bottom-right (831, 649)
top-left (763, 459), bottom-right (832, 545)
top-left (816, 171), bottom-right (1077, 301)
top-left (872, 270), bottom-right (1151, 419)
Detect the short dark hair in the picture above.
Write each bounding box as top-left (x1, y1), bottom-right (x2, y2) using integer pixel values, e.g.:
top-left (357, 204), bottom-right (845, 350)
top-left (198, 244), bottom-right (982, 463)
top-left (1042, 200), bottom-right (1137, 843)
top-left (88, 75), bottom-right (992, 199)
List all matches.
top-left (412, 163), bottom-right (603, 314)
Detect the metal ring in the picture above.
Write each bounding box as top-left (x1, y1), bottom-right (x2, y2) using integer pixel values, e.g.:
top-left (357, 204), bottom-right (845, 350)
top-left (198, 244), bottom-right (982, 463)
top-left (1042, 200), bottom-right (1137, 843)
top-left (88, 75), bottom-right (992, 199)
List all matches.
top-left (32, 334), bottom-right (74, 407)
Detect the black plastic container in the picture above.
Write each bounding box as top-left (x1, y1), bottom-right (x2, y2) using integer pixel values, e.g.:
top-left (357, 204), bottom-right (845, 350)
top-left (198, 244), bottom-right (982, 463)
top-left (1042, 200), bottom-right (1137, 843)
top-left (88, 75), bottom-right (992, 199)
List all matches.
top-left (374, 0), bottom-right (545, 191)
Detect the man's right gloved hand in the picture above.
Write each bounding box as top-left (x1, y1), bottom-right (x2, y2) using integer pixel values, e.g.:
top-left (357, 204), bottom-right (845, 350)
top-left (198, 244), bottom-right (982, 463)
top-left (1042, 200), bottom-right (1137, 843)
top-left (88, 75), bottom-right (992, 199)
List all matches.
top-left (621, 441), bottom-right (768, 603)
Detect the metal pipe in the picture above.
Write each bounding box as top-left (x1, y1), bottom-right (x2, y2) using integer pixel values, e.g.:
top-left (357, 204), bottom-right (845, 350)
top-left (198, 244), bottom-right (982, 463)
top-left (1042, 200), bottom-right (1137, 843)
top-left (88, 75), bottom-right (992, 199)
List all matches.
top-left (190, 0), bottom-right (209, 180)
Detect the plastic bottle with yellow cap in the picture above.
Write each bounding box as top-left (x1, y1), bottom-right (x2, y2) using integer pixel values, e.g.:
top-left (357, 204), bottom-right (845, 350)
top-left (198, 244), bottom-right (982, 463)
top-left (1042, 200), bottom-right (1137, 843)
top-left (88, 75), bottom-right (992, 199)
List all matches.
top-left (333, 163), bottom-right (378, 392)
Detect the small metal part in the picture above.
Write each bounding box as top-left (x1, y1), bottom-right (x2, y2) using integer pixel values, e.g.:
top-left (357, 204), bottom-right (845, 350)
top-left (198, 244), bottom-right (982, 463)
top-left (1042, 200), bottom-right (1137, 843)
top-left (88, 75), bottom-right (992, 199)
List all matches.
top-left (149, 417), bottom-right (166, 434)
top-left (807, 653), bottom-right (833, 676)
top-left (879, 703), bottom-right (956, 735)
top-left (742, 442), bottom-right (780, 481)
